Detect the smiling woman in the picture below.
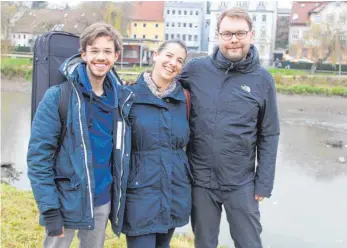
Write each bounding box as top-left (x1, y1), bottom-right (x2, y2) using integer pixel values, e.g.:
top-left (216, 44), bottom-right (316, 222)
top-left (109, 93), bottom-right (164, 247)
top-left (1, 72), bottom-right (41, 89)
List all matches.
top-left (122, 40), bottom-right (192, 248)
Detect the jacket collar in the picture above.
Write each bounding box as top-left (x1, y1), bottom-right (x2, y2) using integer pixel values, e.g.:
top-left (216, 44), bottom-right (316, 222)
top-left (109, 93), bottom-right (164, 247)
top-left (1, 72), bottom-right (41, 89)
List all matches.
top-left (133, 73), bottom-right (185, 106)
top-left (210, 44), bottom-right (260, 74)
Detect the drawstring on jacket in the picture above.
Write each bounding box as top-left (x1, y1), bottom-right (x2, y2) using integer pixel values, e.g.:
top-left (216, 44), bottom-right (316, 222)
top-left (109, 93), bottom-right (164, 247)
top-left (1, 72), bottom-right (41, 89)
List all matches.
top-left (225, 62), bottom-right (235, 75)
top-left (88, 92), bottom-right (94, 128)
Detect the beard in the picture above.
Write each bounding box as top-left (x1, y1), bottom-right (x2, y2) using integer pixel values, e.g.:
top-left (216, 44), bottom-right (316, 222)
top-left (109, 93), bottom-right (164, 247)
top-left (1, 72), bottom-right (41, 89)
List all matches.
top-left (220, 44), bottom-right (250, 62)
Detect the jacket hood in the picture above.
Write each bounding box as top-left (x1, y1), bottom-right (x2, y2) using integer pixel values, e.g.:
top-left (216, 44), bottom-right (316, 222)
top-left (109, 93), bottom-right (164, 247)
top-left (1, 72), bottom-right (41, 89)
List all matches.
top-left (210, 44), bottom-right (260, 74)
top-left (59, 54), bottom-right (125, 127)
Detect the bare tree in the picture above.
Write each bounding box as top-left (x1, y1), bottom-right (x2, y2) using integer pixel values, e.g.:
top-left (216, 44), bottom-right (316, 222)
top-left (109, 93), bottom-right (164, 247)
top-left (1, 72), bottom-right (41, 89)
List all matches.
top-left (103, 2), bottom-right (134, 36)
top-left (1, 2), bottom-right (17, 39)
top-left (303, 10), bottom-right (347, 73)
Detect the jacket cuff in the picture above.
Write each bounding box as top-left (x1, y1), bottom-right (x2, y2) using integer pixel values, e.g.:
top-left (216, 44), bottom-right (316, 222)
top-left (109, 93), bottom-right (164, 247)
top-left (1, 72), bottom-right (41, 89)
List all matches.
top-left (42, 209), bottom-right (63, 236)
top-left (254, 184), bottom-right (272, 198)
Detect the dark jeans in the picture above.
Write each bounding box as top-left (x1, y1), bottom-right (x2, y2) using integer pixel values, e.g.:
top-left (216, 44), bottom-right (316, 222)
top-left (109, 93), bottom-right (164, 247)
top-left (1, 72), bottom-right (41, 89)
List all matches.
top-left (191, 184), bottom-right (262, 248)
top-left (126, 228), bottom-right (175, 248)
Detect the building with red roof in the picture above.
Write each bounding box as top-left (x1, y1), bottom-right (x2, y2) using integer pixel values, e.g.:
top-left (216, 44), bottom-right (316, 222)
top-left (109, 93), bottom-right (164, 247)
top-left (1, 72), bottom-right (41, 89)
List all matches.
top-left (289, 1), bottom-right (347, 63)
top-left (127, 1), bottom-right (165, 51)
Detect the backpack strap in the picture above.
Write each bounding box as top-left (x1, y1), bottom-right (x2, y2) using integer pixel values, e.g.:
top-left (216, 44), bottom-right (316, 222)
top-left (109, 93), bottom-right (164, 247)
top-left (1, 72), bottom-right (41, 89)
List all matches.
top-left (54, 81), bottom-right (72, 159)
top-left (183, 89), bottom-right (191, 120)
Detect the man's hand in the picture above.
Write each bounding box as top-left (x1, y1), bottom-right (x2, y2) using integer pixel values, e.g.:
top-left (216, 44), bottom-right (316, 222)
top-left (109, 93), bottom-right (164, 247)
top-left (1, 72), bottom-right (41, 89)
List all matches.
top-left (122, 79), bottom-right (136, 85)
top-left (57, 227), bottom-right (64, 238)
top-left (255, 194), bottom-right (264, 202)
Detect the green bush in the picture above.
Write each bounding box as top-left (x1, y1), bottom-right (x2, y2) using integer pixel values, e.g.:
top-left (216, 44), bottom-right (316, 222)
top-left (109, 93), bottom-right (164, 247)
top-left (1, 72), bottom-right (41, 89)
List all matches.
top-left (331, 87), bottom-right (347, 96)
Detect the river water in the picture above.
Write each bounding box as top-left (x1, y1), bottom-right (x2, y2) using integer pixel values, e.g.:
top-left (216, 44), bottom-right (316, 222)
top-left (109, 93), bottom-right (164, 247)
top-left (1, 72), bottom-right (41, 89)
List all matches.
top-left (1, 79), bottom-right (347, 247)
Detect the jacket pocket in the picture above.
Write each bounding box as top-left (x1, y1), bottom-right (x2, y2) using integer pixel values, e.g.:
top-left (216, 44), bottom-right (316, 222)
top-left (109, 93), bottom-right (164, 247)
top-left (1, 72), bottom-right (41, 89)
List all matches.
top-left (55, 176), bottom-right (83, 221)
top-left (127, 152), bottom-right (161, 189)
top-left (178, 151), bottom-right (194, 184)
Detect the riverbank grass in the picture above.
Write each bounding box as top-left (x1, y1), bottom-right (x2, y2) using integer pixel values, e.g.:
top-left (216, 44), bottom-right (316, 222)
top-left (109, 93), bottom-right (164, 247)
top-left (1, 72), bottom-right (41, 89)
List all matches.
top-left (2, 57), bottom-right (347, 96)
top-left (1, 183), bottom-right (194, 248)
top-left (1, 57), bottom-right (32, 81)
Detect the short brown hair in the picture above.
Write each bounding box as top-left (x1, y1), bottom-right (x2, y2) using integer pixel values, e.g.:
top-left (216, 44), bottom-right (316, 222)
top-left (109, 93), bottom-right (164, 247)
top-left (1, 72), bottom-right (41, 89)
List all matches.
top-left (80, 22), bottom-right (122, 53)
top-left (217, 7), bottom-right (253, 32)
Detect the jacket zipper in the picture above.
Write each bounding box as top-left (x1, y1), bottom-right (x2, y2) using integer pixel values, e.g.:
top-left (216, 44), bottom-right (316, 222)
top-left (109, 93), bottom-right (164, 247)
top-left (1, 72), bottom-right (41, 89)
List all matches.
top-left (72, 84), bottom-right (94, 218)
top-left (115, 91), bottom-right (133, 224)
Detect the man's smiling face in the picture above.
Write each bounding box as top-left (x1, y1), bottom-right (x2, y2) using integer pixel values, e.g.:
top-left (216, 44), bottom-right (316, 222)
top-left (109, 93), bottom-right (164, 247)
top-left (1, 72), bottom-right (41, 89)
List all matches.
top-left (217, 16), bottom-right (253, 62)
top-left (81, 35), bottom-right (118, 81)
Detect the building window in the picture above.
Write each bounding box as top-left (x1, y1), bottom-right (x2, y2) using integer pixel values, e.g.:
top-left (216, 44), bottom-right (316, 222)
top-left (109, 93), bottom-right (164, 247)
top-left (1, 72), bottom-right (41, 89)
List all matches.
top-left (173, 10), bottom-right (176, 15)
top-left (237, 1), bottom-right (249, 8)
top-left (188, 35), bottom-right (192, 41)
top-left (24, 34), bottom-right (26, 39)
top-left (183, 34), bottom-right (186, 41)
top-left (166, 22), bottom-right (169, 27)
top-left (259, 45), bottom-right (265, 55)
top-left (179, 10), bottom-right (182, 15)
top-left (13, 34), bottom-right (15, 39)
top-left (18, 34), bottom-right (21, 39)
top-left (178, 23), bottom-right (181, 27)
top-left (327, 14), bottom-right (334, 23)
top-left (189, 23), bottom-right (193, 28)
top-left (253, 15), bottom-right (256, 22)
top-left (315, 15), bottom-right (321, 23)
top-left (171, 34), bottom-right (174, 39)
top-left (183, 23), bottom-right (187, 27)
top-left (194, 35), bottom-right (198, 41)
top-left (177, 34), bottom-right (180, 39)
top-left (134, 23), bottom-right (137, 27)
top-left (190, 10), bottom-right (193, 15)
top-left (155, 23), bottom-right (159, 28)
top-left (262, 15), bottom-right (266, 22)
top-left (292, 30), bottom-right (299, 40)
top-left (165, 34), bottom-right (169, 40)
top-left (155, 35), bottom-right (158, 40)
top-left (167, 10), bottom-right (170, 14)
top-left (143, 23), bottom-right (147, 27)
top-left (196, 10), bottom-right (199, 15)
top-left (143, 35), bottom-right (146, 39)
top-left (184, 10), bottom-right (187, 15)
top-left (336, 1), bottom-right (341, 7)
top-left (257, 1), bottom-right (266, 9)
top-left (133, 34), bottom-right (137, 38)
top-left (261, 30), bottom-right (266, 38)
top-left (172, 23), bottom-right (175, 27)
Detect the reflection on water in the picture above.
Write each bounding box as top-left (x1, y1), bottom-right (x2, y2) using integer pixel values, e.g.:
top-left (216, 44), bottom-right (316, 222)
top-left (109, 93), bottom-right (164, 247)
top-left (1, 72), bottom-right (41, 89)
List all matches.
top-left (1, 89), bottom-right (347, 247)
top-left (1, 163), bottom-right (22, 184)
top-left (1, 92), bottom-right (31, 189)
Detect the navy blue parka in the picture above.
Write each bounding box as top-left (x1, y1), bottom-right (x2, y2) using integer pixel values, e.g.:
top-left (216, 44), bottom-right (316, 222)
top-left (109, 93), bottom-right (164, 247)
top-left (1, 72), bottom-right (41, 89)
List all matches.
top-left (122, 74), bottom-right (191, 236)
top-left (27, 55), bottom-right (134, 236)
top-left (179, 45), bottom-right (280, 197)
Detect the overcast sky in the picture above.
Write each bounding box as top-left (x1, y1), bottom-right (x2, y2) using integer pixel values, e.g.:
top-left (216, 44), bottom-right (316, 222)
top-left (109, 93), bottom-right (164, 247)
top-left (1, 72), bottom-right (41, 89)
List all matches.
top-left (53, 0), bottom-right (294, 9)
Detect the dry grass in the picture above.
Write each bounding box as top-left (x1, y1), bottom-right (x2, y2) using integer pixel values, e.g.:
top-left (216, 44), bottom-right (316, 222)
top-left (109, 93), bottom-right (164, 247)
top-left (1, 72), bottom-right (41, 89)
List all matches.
top-left (1, 184), bottom-right (194, 248)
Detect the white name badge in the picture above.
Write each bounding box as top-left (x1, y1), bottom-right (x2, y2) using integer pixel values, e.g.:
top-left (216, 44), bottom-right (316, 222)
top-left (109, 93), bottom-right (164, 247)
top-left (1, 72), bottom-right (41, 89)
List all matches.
top-left (116, 121), bottom-right (122, 150)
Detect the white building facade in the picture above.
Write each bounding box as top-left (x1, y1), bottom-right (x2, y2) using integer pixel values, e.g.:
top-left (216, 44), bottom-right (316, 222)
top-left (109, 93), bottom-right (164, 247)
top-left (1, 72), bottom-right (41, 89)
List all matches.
top-left (208, 1), bottom-right (278, 67)
top-left (10, 32), bottom-right (36, 47)
top-left (164, 1), bottom-right (205, 51)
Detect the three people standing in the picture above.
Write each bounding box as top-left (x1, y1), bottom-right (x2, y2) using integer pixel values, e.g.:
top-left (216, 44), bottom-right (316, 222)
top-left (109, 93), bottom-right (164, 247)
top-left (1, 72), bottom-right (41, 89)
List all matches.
top-left (27, 6), bottom-right (279, 248)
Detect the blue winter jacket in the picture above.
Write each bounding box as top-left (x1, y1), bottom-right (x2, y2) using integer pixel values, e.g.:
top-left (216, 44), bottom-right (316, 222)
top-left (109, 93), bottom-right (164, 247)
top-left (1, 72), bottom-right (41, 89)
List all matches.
top-left (122, 74), bottom-right (192, 236)
top-left (179, 45), bottom-right (280, 197)
top-left (27, 55), bottom-right (134, 235)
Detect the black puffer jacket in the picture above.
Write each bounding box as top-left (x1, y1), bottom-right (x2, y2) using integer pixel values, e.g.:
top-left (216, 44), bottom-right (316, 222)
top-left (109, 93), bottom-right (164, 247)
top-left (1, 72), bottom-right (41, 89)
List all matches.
top-left (179, 45), bottom-right (280, 197)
